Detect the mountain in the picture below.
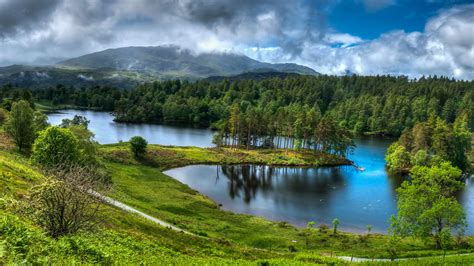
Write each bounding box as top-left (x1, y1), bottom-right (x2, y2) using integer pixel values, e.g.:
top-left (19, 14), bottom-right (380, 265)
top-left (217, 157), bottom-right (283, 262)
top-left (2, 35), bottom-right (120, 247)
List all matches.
top-left (0, 46), bottom-right (318, 88)
top-left (57, 46), bottom-right (317, 77)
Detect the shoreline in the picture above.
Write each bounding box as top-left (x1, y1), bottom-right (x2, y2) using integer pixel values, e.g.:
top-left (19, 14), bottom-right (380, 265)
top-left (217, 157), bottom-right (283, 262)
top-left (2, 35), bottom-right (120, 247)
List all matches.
top-left (98, 141), bottom-right (474, 260)
top-left (101, 143), bottom-right (353, 170)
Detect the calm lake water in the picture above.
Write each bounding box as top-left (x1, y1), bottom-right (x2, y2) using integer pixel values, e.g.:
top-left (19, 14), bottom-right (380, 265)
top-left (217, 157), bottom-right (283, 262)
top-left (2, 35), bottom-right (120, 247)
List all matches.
top-left (164, 138), bottom-right (474, 234)
top-left (47, 110), bottom-right (214, 147)
top-left (48, 110), bottom-right (474, 234)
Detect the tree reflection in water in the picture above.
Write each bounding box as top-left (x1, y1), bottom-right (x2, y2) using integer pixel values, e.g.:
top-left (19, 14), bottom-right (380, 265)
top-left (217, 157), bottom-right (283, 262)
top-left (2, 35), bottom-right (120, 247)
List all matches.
top-left (218, 165), bottom-right (347, 204)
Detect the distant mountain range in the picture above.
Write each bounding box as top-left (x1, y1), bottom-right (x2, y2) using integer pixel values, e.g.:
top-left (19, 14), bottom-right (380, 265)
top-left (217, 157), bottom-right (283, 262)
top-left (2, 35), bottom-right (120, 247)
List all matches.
top-left (0, 46), bottom-right (318, 88)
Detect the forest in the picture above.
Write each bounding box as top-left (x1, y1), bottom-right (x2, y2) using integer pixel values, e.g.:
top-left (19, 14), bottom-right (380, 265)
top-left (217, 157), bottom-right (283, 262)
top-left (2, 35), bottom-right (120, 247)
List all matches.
top-left (212, 104), bottom-right (354, 156)
top-left (1, 75), bottom-right (472, 138)
top-left (386, 115), bottom-right (472, 172)
top-left (0, 75), bottom-right (473, 263)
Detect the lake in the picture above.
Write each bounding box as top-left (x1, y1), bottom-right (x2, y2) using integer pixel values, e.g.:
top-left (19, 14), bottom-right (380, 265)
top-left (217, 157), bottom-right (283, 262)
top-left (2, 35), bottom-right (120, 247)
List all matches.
top-left (164, 137), bottom-right (403, 233)
top-left (48, 110), bottom-right (474, 234)
top-left (165, 141), bottom-right (474, 234)
top-left (47, 109), bottom-right (214, 147)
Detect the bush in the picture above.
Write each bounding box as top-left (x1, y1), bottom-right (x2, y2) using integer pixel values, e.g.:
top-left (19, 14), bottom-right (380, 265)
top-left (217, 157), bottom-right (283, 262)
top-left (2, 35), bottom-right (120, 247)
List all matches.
top-left (129, 136), bottom-right (148, 157)
top-left (31, 127), bottom-right (81, 168)
top-left (30, 165), bottom-right (109, 238)
top-left (319, 224), bottom-right (329, 233)
top-left (0, 108), bottom-right (7, 124)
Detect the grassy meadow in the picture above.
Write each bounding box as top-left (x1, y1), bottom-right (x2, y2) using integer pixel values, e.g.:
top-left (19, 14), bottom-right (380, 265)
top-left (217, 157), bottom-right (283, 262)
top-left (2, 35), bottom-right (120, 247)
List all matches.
top-left (1, 134), bottom-right (474, 264)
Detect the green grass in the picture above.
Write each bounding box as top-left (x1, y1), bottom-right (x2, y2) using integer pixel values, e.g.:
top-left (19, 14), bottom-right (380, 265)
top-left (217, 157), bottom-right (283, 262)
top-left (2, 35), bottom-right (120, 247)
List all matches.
top-left (2, 137), bottom-right (474, 264)
top-left (100, 143), bottom-right (474, 260)
top-left (100, 142), bottom-right (350, 169)
top-left (0, 142), bottom-right (305, 264)
top-left (35, 101), bottom-right (103, 113)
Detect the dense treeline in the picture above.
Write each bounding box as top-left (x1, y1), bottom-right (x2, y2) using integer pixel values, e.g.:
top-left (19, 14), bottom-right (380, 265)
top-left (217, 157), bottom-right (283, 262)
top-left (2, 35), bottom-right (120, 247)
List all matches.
top-left (0, 84), bottom-right (120, 111)
top-left (1, 75), bottom-right (473, 136)
top-left (386, 115), bottom-right (472, 171)
top-left (213, 103), bottom-right (354, 155)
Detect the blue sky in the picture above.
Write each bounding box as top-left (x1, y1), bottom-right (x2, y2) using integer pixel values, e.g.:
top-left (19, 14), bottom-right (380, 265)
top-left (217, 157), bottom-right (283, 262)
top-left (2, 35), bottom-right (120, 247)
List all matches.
top-left (0, 0), bottom-right (473, 79)
top-left (327, 0), bottom-right (473, 39)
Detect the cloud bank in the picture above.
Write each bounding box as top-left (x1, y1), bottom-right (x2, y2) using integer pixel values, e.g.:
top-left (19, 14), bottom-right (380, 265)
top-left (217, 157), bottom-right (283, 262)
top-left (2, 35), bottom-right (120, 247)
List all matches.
top-left (0, 0), bottom-right (472, 79)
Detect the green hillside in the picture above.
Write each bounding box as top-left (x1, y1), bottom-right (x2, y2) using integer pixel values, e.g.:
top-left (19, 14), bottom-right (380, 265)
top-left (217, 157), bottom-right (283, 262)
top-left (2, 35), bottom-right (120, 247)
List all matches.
top-left (1, 127), bottom-right (474, 264)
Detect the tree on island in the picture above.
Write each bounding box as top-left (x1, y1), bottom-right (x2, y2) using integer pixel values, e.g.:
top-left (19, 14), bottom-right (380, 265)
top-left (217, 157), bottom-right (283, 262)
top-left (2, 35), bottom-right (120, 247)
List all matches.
top-left (386, 116), bottom-right (471, 172)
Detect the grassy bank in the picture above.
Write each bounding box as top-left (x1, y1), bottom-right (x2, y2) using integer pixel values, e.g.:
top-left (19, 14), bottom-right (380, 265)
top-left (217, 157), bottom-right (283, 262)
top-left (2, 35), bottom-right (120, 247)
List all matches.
top-left (0, 144), bottom-right (324, 264)
top-left (35, 101), bottom-right (104, 113)
top-left (2, 135), bottom-right (474, 264)
top-left (99, 143), bottom-right (474, 260)
top-left (100, 143), bottom-right (351, 169)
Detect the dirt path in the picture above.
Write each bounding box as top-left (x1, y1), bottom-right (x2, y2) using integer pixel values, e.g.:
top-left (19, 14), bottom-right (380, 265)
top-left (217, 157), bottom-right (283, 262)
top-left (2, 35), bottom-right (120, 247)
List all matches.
top-left (336, 252), bottom-right (471, 262)
top-left (90, 191), bottom-right (194, 235)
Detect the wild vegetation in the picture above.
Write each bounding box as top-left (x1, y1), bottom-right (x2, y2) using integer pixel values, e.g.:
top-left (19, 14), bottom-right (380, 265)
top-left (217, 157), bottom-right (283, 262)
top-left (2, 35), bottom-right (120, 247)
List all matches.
top-left (386, 112), bottom-right (472, 253)
top-left (390, 162), bottom-right (466, 250)
top-left (0, 74), bottom-right (473, 264)
top-left (386, 115), bottom-right (472, 172)
top-left (1, 75), bottom-right (472, 137)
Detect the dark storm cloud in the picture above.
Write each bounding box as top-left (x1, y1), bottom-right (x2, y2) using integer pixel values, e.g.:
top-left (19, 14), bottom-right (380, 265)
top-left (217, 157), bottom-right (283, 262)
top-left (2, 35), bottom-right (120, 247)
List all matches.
top-left (0, 0), bottom-right (61, 37)
top-left (0, 0), bottom-right (327, 60)
top-left (135, 0), bottom-right (328, 57)
top-left (0, 0), bottom-right (473, 79)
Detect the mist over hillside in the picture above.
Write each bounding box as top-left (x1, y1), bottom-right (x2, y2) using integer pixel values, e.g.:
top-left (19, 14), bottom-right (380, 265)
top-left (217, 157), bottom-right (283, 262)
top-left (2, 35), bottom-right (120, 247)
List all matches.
top-left (0, 46), bottom-right (317, 88)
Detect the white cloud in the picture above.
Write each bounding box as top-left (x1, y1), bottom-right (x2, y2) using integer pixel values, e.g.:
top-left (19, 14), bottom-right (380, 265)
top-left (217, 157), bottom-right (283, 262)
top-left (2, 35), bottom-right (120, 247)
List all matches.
top-left (324, 33), bottom-right (363, 47)
top-left (77, 74), bottom-right (94, 81)
top-left (0, 1), bottom-right (472, 80)
top-left (254, 4), bottom-right (474, 79)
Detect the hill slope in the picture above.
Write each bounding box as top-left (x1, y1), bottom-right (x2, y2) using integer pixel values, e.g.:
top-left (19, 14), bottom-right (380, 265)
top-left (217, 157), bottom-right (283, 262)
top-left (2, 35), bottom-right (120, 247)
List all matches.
top-left (57, 46), bottom-right (317, 78)
top-left (0, 46), bottom-right (317, 89)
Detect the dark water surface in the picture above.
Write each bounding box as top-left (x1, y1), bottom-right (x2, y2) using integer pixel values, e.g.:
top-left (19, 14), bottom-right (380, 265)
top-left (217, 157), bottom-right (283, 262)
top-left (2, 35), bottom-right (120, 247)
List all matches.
top-left (48, 110), bottom-right (474, 233)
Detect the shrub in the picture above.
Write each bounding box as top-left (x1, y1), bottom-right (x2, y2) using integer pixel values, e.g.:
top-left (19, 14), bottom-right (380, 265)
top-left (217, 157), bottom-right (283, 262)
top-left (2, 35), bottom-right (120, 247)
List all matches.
top-left (30, 165), bottom-right (109, 238)
top-left (129, 136), bottom-right (148, 157)
top-left (31, 127), bottom-right (81, 168)
top-left (332, 218), bottom-right (339, 234)
top-left (319, 224), bottom-right (329, 233)
top-left (0, 108), bottom-right (7, 124)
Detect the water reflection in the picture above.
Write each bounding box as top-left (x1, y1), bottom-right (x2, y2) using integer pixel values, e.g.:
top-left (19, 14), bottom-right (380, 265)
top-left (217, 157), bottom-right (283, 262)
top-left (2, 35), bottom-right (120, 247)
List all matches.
top-left (165, 135), bottom-right (474, 233)
top-left (166, 162), bottom-right (404, 233)
top-left (47, 110), bottom-right (214, 146)
top-left (218, 165), bottom-right (349, 204)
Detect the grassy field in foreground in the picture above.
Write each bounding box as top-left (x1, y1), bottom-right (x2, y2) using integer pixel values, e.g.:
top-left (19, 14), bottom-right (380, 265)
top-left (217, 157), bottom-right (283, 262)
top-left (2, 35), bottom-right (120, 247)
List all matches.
top-left (0, 144), bottom-right (320, 264)
top-left (2, 135), bottom-right (474, 264)
top-left (100, 143), bottom-right (474, 260)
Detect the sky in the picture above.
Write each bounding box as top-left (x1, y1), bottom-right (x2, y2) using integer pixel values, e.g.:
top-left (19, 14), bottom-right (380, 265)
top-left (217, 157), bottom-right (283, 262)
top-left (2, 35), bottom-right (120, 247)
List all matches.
top-left (0, 0), bottom-right (473, 79)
